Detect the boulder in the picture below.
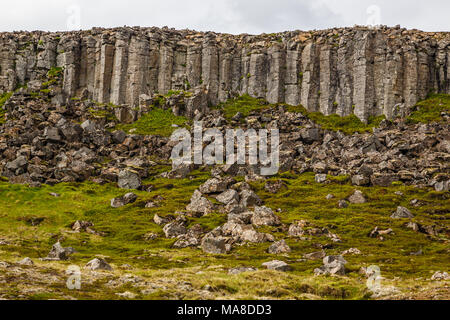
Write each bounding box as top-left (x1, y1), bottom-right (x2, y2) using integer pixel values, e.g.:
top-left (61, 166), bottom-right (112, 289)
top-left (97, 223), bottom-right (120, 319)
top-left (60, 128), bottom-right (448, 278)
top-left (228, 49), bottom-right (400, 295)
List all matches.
top-left (251, 206), bottom-right (281, 227)
top-left (199, 178), bottom-right (229, 194)
top-left (314, 255), bottom-right (347, 275)
top-left (17, 257), bottom-right (34, 266)
top-left (348, 190), bottom-right (367, 204)
top-left (44, 242), bottom-right (74, 261)
top-left (201, 236), bottom-right (227, 254)
top-left (163, 222), bottom-right (187, 238)
top-left (391, 206), bottom-right (414, 219)
top-left (239, 189), bottom-right (262, 207)
top-left (117, 170), bottom-right (141, 190)
top-left (85, 258), bottom-right (112, 271)
top-left (216, 189), bottom-right (239, 205)
top-left (267, 239), bottom-right (291, 254)
top-left (262, 260), bottom-right (290, 272)
top-left (186, 190), bottom-right (213, 215)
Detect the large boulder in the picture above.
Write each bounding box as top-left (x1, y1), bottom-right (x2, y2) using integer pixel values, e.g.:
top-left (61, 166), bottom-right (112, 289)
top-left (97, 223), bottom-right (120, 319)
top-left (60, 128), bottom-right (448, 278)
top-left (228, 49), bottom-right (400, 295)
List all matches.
top-left (163, 222), bottom-right (187, 238)
top-left (262, 260), bottom-right (291, 272)
top-left (199, 178), bottom-right (229, 194)
top-left (44, 242), bottom-right (74, 261)
top-left (267, 240), bottom-right (291, 254)
top-left (118, 170), bottom-right (141, 190)
top-left (391, 206), bottom-right (414, 219)
top-left (239, 189), bottom-right (262, 207)
top-left (251, 206), bottom-right (281, 227)
top-left (85, 258), bottom-right (112, 271)
top-left (314, 255), bottom-right (347, 275)
top-left (186, 190), bottom-right (214, 215)
top-left (216, 189), bottom-right (239, 205)
top-left (201, 236), bottom-right (228, 254)
top-left (348, 190), bottom-right (367, 204)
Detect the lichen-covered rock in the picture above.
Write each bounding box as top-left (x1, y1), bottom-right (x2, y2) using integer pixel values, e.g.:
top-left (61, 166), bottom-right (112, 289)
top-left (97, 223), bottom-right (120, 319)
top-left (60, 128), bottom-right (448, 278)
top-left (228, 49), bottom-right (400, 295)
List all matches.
top-left (391, 206), bottom-right (414, 219)
top-left (85, 258), bottom-right (113, 271)
top-left (251, 206), bottom-right (281, 227)
top-left (262, 260), bottom-right (290, 272)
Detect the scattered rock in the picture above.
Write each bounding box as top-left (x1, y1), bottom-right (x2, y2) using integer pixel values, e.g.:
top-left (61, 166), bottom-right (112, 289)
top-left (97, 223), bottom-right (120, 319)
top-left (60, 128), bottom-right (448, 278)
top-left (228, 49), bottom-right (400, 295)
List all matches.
top-left (251, 206), bottom-right (281, 227)
top-left (348, 190), bottom-right (367, 204)
top-left (110, 192), bottom-right (138, 208)
top-left (85, 258), bottom-right (113, 271)
top-left (43, 242), bottom-right (74, 261)
top-left (391, 206), bottom-right (414, 219)
top-left (163, 222), bottom-right (187, 238)
top-left (17, 257), bottom-right (34, 266)
top-left (186, 190), bottom-right (213, 215)
top-left (228, 267), bottom-right (257, 275)
top-left (262, 260), bottom-right (290, 272)
top-left (314, 255), bottom-right (347, 275)
top-left (338, 200), bottom-right (349, 208)
top-left (118, 169), bottom-right (141, 190)
top-left (304, 250), bottom-right (326, 260)
top-left (315, 174), bottom-right (327, 183)
top-left (267, 239), bottom-right (291, 254)
top-left (201, 236), bottom-right (228, 254)
top-left (216, 189), bottom-right (239, 205)
top-left (342, 248), bottom-right (361, 255)
top-left (199, 178), bottom-right (229, 194)
top-left (431, 271), bottom-right (450, 281)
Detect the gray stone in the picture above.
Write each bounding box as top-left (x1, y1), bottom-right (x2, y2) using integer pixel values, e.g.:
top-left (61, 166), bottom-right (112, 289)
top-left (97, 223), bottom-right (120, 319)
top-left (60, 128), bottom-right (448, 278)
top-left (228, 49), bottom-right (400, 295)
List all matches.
top-left (268, 239), bottom-right (291, 254)
top-left (262, 260), bottom-right (290, 272)
top-left (118, 170), bottom-right (141, 190)
top-left (251, 206), bottom-right (281, 227)
top-left (85, 258), bottom-right (112, 271)
top-left (391, 206), bottom-right (414, 219)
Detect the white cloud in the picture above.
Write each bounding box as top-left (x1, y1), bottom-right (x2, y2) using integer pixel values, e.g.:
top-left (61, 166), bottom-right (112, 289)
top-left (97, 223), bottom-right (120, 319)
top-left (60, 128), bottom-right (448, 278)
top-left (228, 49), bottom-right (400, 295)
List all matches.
top-left (1, 0), bottom-right (448, 33)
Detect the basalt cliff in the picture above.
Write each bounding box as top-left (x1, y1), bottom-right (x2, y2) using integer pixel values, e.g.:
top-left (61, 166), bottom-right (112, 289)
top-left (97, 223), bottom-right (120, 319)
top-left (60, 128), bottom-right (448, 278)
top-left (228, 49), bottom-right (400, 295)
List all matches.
top-left (1, 25), bottom-right (450, 121)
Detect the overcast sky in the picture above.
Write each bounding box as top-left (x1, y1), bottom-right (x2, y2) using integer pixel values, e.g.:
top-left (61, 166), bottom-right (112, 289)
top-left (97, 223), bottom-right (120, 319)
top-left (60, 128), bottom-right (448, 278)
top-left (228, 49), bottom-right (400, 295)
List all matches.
top-left (2, 0), bottom-right (449, 34)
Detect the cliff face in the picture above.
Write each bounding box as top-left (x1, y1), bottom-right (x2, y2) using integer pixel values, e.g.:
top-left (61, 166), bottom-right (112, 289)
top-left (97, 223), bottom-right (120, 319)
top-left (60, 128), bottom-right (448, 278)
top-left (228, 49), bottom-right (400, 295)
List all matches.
top-left (1, 26), bottom-right (449, 121)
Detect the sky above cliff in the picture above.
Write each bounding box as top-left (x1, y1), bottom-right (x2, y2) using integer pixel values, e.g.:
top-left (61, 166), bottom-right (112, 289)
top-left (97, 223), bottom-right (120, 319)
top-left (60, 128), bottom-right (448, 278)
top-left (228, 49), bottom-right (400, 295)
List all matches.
top-left (2, 0), bottom-right (449, 33)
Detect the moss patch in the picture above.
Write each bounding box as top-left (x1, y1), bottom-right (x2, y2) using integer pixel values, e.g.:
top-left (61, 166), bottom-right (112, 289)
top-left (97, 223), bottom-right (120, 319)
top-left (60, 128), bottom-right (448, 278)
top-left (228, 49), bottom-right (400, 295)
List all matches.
top-left (115, 107), bottom-right (188, 137)
top-left (407, 93), bottom-right (450, 124)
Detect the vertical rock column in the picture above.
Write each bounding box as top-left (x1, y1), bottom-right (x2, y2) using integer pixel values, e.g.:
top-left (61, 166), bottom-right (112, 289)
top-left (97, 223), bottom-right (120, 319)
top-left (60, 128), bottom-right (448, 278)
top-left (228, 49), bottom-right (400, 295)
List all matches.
top-left (336, 36), bottom-right (354, 116)
top-left (218, 42), bottom-right (234, 103)
top-left (352, 31), bottom-right (375, 122)
top-left (186, 41), bottom-right (202, 89)
top-left (126, 35), bottom-right (150, 106)
top-left (284, 42), bottom-right (302, 106)
top-left (58, 36), bottom-right (82, 99)
top-left (79, 35), bottom-right (97, 98)
top-left (158, 41), bottom-right (174, 95)
top-left (110, 31), bottom-right (130, 105)
top-left (403, 43), bottom-right (419, 108)
top-left (319, 44), bottom-right (337, 115)
top-left (202, 35), bottom-right (219, 106)
top-left (383, 41), bottom-right (404, 119)
top-left (301, 43), bottom-right (320, 112)
top-left (266, 43), bottom-right (285, 104)
top-left (248, 49), bottom-right (268, 99)
top-left (93, 37), bottom-right (114, 104)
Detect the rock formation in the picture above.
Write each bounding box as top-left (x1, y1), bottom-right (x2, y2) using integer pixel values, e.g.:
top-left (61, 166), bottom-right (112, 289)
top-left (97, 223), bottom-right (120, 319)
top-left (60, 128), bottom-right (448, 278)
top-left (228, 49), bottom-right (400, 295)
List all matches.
top-left (1, 25), bottom-right (449, 121)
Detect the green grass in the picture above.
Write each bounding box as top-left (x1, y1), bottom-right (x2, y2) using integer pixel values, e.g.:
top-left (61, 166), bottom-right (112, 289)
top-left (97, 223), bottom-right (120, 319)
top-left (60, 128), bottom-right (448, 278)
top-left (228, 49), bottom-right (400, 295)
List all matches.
top-left (286, 104), bottom-right (386, 134)
top-left (0, 171), bottom-right (448, 299)
top-left (115, 107), bottom-right (188, 137)
top-left (218, 94), bottom-right (270, 121)
top-left (407, 93), bottom-right (450, 124)
top-left (0, 92), bottom-right (13, 124)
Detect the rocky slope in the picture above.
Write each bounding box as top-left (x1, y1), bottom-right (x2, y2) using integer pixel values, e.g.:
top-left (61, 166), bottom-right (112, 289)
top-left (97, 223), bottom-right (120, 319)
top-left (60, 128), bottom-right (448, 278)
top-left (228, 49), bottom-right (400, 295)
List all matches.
top-left (1, 26), bottom-right (450, 121)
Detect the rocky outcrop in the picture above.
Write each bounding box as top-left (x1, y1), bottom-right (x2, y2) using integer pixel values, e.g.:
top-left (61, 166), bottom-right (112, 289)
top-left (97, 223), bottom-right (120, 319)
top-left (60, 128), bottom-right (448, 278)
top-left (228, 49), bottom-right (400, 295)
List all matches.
top-left (1, 26), bottom-right (449, 121)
